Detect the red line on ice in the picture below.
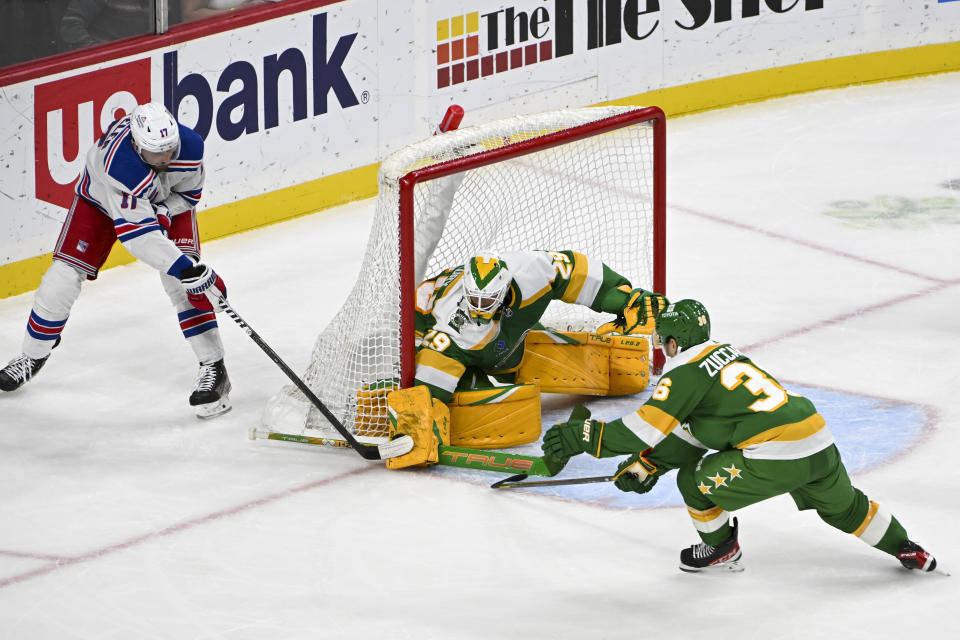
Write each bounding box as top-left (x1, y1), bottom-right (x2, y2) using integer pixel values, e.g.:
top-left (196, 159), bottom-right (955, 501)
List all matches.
top-left (0, 466), bottom-right (374, 589)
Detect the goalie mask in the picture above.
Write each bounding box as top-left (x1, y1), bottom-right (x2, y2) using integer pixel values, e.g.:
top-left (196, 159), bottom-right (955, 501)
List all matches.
top-left (130, 102), bottom-right (180, 170)
top-left (462, 253), bottom-right (511, 325)
top-left (653, 299), bottom-right (710, 356)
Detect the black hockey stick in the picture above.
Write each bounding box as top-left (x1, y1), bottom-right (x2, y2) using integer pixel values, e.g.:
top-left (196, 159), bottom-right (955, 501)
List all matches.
top-left (218, 299), bottom-right (414, 461)
top-left (490, 473), bottom-right (615, 489)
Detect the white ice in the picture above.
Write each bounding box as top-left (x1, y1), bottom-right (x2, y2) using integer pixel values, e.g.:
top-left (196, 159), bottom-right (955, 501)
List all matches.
top-left (2, 73), bottom-right (959, 639)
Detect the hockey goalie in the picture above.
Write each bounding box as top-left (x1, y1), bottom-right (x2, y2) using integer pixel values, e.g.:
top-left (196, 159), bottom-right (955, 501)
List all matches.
top-left (260, 105), bottom-right (666, 468)
top-left (382, 249), bottom-right (666, 468)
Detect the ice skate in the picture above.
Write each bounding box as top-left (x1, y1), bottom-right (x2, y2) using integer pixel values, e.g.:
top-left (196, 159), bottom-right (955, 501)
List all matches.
top-left (897, 540), bottom-right (940, 573)
top-left (680, 517), bottom-right (744, 573)
top-left (0, 354), bottom-right (49, 392)
top-left (189, 359), bottom-right (231, 419)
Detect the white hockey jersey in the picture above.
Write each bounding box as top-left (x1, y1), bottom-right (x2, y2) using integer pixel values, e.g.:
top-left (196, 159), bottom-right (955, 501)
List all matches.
top-left (75, 115), bottom-right (205, 277)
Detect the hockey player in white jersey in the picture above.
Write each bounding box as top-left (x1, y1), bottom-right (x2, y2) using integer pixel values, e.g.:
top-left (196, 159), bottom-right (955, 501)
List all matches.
top-left (0, 102), bottom-right (231, 419)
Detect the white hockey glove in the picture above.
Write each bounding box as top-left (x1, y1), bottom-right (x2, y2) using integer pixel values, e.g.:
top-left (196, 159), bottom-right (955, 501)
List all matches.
top-left (178, 262), bottom-right (228, 312)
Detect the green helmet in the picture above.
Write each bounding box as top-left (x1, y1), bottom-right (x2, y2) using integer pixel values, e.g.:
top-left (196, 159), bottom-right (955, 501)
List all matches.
top-left (654, 299), bottom-right (710, 352)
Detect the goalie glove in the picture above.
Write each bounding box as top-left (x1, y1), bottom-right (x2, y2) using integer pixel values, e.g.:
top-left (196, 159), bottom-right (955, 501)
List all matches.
top-left (613, 450), bottom-right (659, 494)
top-left (597, 289), bottom-right (669, 335)
top-left (178, 262), bottom-right (228, 312)
top-left (541, 404), bottom-right (606, 462)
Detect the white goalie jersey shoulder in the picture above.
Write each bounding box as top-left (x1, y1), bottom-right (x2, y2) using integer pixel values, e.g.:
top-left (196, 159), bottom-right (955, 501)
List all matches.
top-left (498, 250), bottom-right (557, 302)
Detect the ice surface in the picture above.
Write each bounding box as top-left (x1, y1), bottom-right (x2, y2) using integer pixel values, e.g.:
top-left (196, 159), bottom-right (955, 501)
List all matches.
top-left (2, 73), bottom-right (959, 638)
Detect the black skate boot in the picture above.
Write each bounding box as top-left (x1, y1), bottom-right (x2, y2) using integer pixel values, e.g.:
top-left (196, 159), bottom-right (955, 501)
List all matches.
top-left (897, 540), bottom-right (937, 573)
top-left (680, 517), bottom-right (743, 573)
top-left (0, 354), bottom-right (49, 392)
top-left (189, 359), bottom-right (232, 419)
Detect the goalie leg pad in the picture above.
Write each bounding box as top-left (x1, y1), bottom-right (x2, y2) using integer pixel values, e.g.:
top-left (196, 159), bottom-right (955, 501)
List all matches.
top-left (516, 332), bottom-right (649, 396)
top-left (447, 383), bottom-right (541, 449)
top-left (386, 385), bottom-right (450, 469)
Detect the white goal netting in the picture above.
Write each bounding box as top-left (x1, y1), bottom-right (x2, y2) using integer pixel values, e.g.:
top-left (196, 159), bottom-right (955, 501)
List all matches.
top-left (262, 106), bottom-right (664, 440)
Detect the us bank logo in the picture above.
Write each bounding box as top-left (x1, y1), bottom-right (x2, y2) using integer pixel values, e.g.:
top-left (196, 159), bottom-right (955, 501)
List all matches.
top-left (34, 12), bottom-right (360, 210)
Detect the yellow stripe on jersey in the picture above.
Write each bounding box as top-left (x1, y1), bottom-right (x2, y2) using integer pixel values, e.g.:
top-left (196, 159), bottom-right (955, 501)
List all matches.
top-left (559, 252), bottom-right (590, 304)
top-left (519, 283), bottom-right (552, 309)
top-left (462, 323), bottom-right (501, 351)
top-left (621, 404), bottom-right (680, 447)
top-left (636, 404), bottom-right (680, 436)
top-left (687, 505), bottom-right (730, 533)
top-left (686, 343), bottom-right (725, 364)
top-left (687, 505), bottom-right (725, 523)
top-left (853, 500), bottom-right (893, 546)
top-left (853, 500), bottom-right (880, 538)
top-left (735, 413), bottom-right (826, 447)
top-left (736, 413), bottom-right (834, 460)
top-left (415, 349), bottom-right (467, 393)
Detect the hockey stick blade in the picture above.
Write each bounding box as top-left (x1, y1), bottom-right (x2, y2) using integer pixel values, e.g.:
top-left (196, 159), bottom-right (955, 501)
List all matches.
top-left (220, 299), bottom-right (411, 460)
top-left (249, 428), bottom-right (414, 459)
top-left (491, 474), bottom-right (615, 489)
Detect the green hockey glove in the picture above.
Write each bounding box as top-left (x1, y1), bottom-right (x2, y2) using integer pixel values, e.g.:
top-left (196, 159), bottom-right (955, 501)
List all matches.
top-left (613, 450), bottom-right (659, 494)
top-left (541, 404), bottom-right (606, 461)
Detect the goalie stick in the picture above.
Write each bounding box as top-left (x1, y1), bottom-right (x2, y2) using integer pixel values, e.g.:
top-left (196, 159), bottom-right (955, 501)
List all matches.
top-left (249, 428), bottom-right (565, 476)
top-left (220, 300), bottom-right (414, 461)
top-left (490, 474), bottom-right (615, 489)
top-left (242, 105), bottom-right (466, 460)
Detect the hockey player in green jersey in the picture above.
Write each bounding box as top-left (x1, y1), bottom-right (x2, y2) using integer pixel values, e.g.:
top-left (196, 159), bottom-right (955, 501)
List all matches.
top-left (542, 298), bottom-right (939, 574)
top-left (412, 250), bottom-right (666, 403)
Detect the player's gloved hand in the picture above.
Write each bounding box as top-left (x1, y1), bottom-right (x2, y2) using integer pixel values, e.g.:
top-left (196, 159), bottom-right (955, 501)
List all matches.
top-left (541, 404), bottom-right (605, 463)
top-left (613, 450), bottom-right (659, 494)
top-left (597, 289), bottom-right (669, 335)
top-left (178, 262), bottom-right (228, 312)
top-left (154, 203), bottom-right (172, 237)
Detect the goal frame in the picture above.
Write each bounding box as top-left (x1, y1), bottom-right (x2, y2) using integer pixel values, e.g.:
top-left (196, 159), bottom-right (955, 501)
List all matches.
top-left (397, 106), bottom-right (667, 387)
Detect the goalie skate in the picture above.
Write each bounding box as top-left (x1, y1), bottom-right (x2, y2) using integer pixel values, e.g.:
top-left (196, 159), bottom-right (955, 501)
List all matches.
top-left (190, 359), bottom-right (232, 419)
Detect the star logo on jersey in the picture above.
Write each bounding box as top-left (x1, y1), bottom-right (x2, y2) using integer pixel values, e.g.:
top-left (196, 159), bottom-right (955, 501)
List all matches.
top-left (697, 481), bottom-right (712, 495)
top-left (723, 464), bottom-right (742, 480)
top-left (708, 473), bottom-right (728, 489)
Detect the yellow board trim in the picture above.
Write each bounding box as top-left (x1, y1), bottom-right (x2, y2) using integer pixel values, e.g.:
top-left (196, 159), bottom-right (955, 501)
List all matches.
top-left (599, 41), bottom-right (960, 117)
top-left (5, 41), bottom-right (960, 299)
top-left (1, 162), bottom-right (377, 298)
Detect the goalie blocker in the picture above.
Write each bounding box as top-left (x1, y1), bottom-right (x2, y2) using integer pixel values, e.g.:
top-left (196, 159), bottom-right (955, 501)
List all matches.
top-left (384, 330), bottom-right (650, 469)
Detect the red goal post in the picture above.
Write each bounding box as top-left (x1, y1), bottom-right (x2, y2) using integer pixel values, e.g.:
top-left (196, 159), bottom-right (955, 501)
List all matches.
top-left (262, 106), bottom-right (666, 439)
top-left (398, 107), bottom-right (666, 388)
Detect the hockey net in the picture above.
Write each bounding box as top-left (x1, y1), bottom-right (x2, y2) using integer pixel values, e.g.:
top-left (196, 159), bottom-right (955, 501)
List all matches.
top-left (262, 106), bottom-right (665, 441)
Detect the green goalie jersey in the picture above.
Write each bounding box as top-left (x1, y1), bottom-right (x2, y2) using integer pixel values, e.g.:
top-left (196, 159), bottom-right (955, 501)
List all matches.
top-left (413, 250), bottom-right (633, 402)
top-left (599, 341), bottom-right (835, 462)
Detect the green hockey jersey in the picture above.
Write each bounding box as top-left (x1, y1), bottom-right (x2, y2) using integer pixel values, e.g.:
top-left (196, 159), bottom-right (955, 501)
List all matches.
top-left (601, 341), bottom-right (835, 462)
top-left (413, 250), bottom-right (633, 402)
